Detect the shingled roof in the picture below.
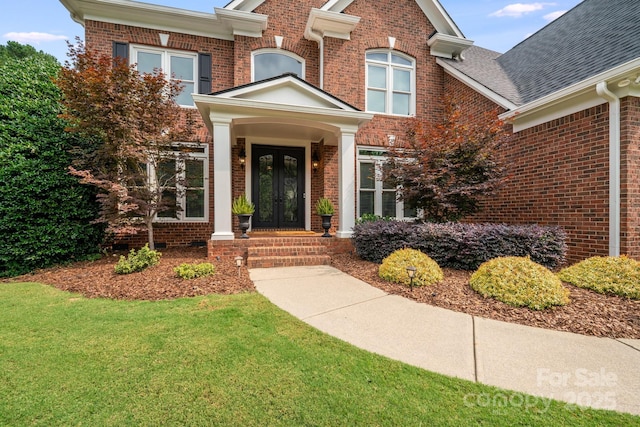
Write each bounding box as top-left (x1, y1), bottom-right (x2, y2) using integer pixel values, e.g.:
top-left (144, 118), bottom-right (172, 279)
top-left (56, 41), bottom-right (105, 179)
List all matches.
top-left (442, 0), bottom-right (640, 106)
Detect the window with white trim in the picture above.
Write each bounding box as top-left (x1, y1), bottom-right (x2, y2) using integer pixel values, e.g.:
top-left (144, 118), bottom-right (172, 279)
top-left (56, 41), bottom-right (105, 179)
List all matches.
top-left (153, 143), bottom-right (209, 222)
top-left (131, 45), bottom-right (197, 107)
top-left (252, 49), bottom-right (305, 81)
top-left (365, 50), bottom-right (415, 116)
top-left (358, 148), bottom-right (416, 219)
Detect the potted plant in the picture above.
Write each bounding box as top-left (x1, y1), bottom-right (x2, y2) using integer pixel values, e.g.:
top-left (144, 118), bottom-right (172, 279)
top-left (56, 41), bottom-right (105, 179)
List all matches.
top-left (315, 197), bottom-right (335, 237)
top-left (232, 194), bottom-right (255, 239)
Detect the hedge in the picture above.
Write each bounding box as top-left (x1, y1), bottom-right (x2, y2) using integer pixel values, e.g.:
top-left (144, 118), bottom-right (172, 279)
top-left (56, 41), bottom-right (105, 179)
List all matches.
top-left (351, 221), bottom-right (567, 270)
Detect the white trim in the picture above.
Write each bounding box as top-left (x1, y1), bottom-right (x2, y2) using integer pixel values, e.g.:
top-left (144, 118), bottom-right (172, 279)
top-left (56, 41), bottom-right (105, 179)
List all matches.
top-left (501, 58), bottom-right (640, 127)
top-left (437, 58), bottom-right (518, 110)
top-left (245, 138), bottom-right (313, 231)
top-left (427, 33), bottom-right (473, 60)
top-left (251, 49), bottom-right (306, 82)
top-left (60, 0), bottom-right (267, 40)
top-left (596, 82), bottom-right (621, 257)
top-left (153, 142), bottom-right (209, 223)
top-left (365, 49), bottom-right (416, 117)
top-left (130, 45), bottom-right (198, 108)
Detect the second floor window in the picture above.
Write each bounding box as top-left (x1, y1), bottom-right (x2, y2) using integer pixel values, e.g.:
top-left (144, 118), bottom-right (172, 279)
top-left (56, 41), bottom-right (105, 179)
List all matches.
top-left (132, 46), bottom-right (197, 107)
top-left (253, 50), bottom-right (304, 81)
top-left (366, 50), bottom-right (415, 116)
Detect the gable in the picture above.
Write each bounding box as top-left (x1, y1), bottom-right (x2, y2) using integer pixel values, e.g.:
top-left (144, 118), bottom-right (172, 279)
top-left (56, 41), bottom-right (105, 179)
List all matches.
top-left (212, 74), bottom-right (360, 111)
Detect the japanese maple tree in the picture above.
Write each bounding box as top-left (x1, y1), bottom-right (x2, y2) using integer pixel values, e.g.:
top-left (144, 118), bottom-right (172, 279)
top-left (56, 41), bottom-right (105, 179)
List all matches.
top-left (384, 97), bottom-right (510, 222)
top-left (56, 40), bottom-right (199, 249)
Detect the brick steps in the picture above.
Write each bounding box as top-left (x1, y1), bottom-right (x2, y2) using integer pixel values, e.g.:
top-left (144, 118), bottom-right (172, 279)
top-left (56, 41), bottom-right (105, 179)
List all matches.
top-left (247, 244), bottom-right (331, 268)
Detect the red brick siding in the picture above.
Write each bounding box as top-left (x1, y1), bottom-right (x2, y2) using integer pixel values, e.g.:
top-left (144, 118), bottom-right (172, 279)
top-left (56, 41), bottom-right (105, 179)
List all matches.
top-left (620, 96), bottom-right (640, 258)
top-left (446, 74), bottom-right (611, 262)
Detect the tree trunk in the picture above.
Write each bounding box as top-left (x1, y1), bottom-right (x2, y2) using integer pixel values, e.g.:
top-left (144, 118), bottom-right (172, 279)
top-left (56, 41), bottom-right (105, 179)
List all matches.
top-left (146, 219), bottom-right (155, 251)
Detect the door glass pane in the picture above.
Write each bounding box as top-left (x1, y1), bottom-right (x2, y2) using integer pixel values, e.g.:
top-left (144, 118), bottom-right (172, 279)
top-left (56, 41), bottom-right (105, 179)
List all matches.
top-left (137, 52), bottom-right (162, 74)
top-left (359, 191), bottom-right (374, 216)
top-left (258, 154), bottom-right (274, 222)
top-left (392, 93), bottom-right (410, 115)
top-left (393, 69), bottom-right (411, 92)
top-left (283, 155), bottom-right (298, 223)
top-left (360, 163), bottom-right (375, 189)
top-left (382, 191), bottom-right (396, 217)
top-left (186, 189), bottom-right (204, 218)
top-left (368, 65), bottom-right (386, 89)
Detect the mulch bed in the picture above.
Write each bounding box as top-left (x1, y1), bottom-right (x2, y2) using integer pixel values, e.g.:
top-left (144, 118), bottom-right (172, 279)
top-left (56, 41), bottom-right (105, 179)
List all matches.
top-left (4, 248), bottom-right (639, 339)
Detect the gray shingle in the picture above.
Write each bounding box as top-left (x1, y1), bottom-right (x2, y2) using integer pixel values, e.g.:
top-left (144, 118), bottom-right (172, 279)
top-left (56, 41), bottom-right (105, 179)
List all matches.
top-left (444, 0), bottom-right (640, 106)
top-left (497, 0), bottom-right (640, 104)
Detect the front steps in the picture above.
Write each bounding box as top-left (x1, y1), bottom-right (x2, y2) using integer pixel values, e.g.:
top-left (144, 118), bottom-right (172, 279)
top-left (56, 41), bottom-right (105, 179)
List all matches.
top-left (208, 235), bottom-right (353, 268)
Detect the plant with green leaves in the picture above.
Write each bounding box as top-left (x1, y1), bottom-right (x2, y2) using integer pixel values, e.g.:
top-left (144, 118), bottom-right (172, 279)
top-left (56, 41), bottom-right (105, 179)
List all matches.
top-left (0, 42), bottom-right (103, 277)
top-left (470, 257), bottom-right (570, 310)
top-left (114, 244), bottom-right (162, 274)
top-left (379, 248), bottom-right (443, 287)
top-left (231, 194), bottom-right (255, 215)
top-left (558, 256), bottom-right (640, 299)
top-left (174, 262), bottom-right (216, 280)
top-left (315, 197), bottom-right (335, 215)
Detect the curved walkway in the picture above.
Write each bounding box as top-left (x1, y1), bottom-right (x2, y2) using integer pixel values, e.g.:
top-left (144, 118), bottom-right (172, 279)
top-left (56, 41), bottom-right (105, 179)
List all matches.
top-left (249, 265), bottom-right (640, 416)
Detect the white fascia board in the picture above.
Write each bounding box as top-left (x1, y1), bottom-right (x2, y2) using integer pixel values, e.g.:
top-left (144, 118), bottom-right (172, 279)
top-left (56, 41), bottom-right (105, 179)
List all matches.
top-left (416, 0), bottom-right (464, 37)
top-left (305, 8), bottom-right (360, 40)
top-left (502, 57), bottom-right (640, 131)
top-left (224, 0), bottom-right (266, 12)
top-left (214, 8), bottom-right (268, 38)
top-left (61, 0), bottom-right (265, 40)
top-left (321, 0), bottom-right (355, 12)
top-left (193, 93), bottom-right (373, 131)
top-left (438, 59), bottom-right (518, 110)
top-left (428, 33), bottom-right (474, 59)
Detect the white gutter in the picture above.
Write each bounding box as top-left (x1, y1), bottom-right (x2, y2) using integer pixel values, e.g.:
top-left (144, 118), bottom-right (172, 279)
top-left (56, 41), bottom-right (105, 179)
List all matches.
top-left (596, 81), bottom-right (621, 256)
top-left (305, 29), bottom-right (324, 89)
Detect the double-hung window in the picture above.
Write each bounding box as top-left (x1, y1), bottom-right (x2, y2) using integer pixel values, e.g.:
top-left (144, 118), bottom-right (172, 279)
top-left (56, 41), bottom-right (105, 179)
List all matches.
top-left (154, 144), bottom-right (208, 222)
top-left (358, 148), bottom-right (416, 219)
top-left (132, 45), bottom-right (197, 107)
top-left (366, 50), bottom-right (415, 116)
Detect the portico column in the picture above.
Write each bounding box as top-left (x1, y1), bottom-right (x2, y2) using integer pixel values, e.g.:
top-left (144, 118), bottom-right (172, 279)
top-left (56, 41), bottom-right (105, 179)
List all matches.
top-left (336, 128), bottom-right (357, 238)
top-left (210, 117), bottom-right (235, 240)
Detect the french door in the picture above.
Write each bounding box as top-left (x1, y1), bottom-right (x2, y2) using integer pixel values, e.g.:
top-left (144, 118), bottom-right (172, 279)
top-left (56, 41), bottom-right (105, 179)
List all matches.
top-left (251, 145), bottom-right (305, 229)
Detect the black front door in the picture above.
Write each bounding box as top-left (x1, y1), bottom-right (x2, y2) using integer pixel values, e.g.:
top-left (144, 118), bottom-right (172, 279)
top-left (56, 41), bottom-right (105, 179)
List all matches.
top-left (252, 145), bottom-right (305, 229)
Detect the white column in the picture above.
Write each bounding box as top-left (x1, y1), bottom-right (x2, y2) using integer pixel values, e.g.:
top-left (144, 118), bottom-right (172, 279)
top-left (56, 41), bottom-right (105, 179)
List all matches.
top-left (336, 128), bottom-right (357, 238)
top-left (210, 117), bottom-right (235, 240)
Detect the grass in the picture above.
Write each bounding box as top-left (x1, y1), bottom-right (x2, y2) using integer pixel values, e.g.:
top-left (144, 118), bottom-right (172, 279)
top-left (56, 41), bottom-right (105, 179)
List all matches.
top-left (1, 283), bottom-right (638, 426)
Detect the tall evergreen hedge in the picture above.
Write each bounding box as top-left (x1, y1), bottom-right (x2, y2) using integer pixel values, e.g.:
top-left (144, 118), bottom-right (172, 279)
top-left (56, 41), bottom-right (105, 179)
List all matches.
top-left (0, 45), bottom-right (103, 277)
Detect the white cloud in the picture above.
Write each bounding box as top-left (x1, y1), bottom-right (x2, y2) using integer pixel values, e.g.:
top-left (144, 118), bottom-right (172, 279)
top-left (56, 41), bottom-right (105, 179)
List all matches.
top-left (2, 32), bottom-right (68, 44)
top-left (490, 3), bottom-right (556, 18)
top-left (543, 10), bottom-right (567, 21)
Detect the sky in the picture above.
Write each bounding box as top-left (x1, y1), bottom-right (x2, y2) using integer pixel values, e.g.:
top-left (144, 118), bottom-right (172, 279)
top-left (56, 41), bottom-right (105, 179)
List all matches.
top-left (1, 0), bottom-right (583, 63)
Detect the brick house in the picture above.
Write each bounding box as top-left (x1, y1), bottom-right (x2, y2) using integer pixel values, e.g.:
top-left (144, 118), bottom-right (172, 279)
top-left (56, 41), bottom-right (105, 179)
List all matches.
top-left (59, 0), bottom-right (639, 263)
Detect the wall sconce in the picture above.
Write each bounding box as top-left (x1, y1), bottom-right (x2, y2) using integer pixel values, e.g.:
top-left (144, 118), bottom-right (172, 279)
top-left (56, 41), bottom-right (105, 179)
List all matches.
top-left (238, 147), bottom-right (246, 169)
top-left (406, 265), bottom-right (417, 292)
top-left (312, 151), bottom-right (320, 172)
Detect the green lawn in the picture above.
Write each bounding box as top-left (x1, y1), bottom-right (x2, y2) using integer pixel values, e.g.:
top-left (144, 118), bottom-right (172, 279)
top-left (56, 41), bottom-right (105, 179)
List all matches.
top-left (1, 283), bottom-right (638, 426)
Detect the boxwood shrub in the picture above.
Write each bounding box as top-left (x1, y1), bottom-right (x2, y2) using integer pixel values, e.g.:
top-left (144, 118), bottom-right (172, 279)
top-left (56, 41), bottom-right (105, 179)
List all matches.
top-left (352, 221), bottom-right (566, 270)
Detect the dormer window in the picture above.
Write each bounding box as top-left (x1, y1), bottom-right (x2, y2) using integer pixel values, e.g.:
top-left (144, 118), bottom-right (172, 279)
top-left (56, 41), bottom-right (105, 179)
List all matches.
top-left (252, 50), bottom-right (305, 82)
top-left (365, 50), bottom-right (415, 116)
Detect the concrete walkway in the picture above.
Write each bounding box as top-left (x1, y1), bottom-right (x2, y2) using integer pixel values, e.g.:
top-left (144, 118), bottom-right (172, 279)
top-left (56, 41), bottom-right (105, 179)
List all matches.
top-left (250, 265), bottom-right (640, 416)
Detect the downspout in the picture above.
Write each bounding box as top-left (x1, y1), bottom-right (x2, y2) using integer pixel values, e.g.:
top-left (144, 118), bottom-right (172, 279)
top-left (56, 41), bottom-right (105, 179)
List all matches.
top-left (307, 29), bottom-right (324, 89)
top-left (596, 81), bottom-right (621, 256)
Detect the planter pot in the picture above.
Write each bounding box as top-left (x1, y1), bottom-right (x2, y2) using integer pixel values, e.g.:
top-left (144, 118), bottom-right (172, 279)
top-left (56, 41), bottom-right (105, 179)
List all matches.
top-left (237, 214), bottom-right (252, 239)
top-left (320, 214), bottom-right (333, 237)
